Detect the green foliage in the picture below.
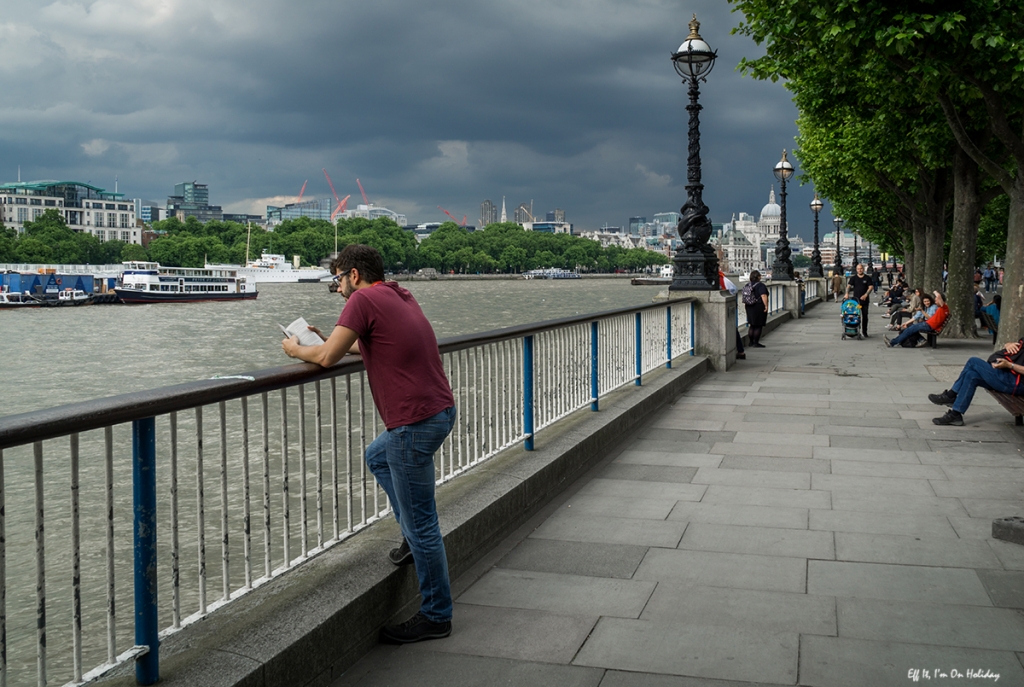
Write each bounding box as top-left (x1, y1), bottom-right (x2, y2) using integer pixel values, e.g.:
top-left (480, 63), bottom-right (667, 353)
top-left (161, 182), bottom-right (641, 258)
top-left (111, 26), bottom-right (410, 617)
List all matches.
top-left (2, 210), bottom-right (670, 273)
top-left (793, 254), bottom-right (811, 268)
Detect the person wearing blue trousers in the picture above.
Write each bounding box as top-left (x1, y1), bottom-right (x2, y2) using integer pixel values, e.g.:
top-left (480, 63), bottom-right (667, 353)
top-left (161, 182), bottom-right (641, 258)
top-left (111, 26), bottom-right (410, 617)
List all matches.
top-left (930, 339), bottom-right (1024, 425)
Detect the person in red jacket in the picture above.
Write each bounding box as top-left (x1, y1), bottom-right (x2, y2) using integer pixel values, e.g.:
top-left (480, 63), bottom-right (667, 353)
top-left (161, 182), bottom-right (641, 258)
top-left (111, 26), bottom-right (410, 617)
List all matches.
top-left (884, 291), bottom-right (948, 348)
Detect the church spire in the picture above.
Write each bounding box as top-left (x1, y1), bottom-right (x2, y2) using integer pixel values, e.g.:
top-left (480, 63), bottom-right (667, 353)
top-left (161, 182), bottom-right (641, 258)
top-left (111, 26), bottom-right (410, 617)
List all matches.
top-left (500, 196), bottom-right (507, 223)
top-left (769, 186), bottom-right (776, 204)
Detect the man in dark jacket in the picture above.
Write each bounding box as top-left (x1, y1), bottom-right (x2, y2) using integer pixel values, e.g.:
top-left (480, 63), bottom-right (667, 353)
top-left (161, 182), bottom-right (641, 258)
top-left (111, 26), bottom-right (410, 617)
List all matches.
top-left (846, 263), bottom-right (874, 337)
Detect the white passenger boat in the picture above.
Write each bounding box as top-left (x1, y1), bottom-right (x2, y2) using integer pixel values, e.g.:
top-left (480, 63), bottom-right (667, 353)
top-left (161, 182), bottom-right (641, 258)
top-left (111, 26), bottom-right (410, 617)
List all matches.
top-left (114, 262), bottom-right (257, 303)
top-left (522, 268), bottom-right (582, 280)
top-left (206, 252), bottom-right (330, 283)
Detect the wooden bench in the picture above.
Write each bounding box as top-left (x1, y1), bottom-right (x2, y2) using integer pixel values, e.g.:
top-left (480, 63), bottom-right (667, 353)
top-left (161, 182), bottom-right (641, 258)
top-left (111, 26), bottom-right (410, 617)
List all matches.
top-left (925, 324), bottom-right (945, 349)
top-left (979, 311), bottom-right (998, 344)
top-left (986, 389), bottom-right (1024, 426)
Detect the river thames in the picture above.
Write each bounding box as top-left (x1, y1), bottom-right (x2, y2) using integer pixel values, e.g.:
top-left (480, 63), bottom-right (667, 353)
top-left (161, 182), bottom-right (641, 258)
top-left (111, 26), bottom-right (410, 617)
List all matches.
top-left (1, 278), bottom-right (655, 416)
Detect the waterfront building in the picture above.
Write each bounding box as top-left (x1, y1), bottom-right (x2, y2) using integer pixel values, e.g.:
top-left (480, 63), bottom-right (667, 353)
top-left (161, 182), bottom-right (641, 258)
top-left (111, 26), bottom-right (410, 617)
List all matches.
top-left (223, 213), bottom-right (266, 226)
top-left (167, 181), bottom-right (223, 223)
top-left (0, 180), bottom-right (140, 243)
top-left (266, 198), bottom-right (335, 227)
top-left (520, 221), bottom-right (572, 234)
top-left (717, 223), bottom-right (759, 274)
top-left (337, 203), bottom-right (407, 226)
top-left (480, 199), bottom-right (498, 227)
top-left (135, 198), bottom-right (167, 224)
top-left (546, 208), bottom-right (566, 223)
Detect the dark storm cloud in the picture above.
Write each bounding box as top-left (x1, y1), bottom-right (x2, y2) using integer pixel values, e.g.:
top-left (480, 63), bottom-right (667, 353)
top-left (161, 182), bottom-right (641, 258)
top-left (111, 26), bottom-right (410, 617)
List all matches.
top-left (0, 0), bottom-right (834, 233)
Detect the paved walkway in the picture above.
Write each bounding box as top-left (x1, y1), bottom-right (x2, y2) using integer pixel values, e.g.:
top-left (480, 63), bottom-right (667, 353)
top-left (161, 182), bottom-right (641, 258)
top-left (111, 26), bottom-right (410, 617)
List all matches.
top-left (336, 302), bottom-right (1024, 687)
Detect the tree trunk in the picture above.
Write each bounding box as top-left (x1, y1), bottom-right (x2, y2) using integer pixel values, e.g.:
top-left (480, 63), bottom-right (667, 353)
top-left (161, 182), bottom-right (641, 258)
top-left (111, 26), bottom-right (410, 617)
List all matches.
top-left (924, 218), bottom-right (945, 294)
top-left (903, 234), bottom-right (915, 285)
top-left (998, 181), bottom-right (1024, 347)
top-left (912, 216), bottom-right (927, 289)
top-left (944, 145), bottom-right (981, 339)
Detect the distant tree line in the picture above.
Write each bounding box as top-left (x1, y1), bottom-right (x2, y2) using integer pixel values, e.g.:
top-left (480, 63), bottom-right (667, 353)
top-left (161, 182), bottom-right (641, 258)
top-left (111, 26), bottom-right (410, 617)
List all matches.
top-left (0, 211), bottom-right (670, 273)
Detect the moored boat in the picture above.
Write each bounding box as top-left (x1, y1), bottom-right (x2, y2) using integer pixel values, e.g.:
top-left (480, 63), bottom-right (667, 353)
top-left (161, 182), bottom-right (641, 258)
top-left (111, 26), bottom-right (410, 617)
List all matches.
top-left (522, 268), bottom-right (582, 280)
top-left (206, 251), bottom-right (330, 283)
top-left (114, 262), bottom-right (258, 303)
top-left (0, 290), bottom-right (43, 308)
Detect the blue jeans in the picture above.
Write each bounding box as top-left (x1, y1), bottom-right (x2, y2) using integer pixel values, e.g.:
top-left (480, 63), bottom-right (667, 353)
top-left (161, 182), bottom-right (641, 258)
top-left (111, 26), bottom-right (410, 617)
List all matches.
top-left (952, 358), bottom-right (1021, 415)
top-left (890, 321), bottom-right (933, 347)
top-left (365, 406), bottom-right (457, 622)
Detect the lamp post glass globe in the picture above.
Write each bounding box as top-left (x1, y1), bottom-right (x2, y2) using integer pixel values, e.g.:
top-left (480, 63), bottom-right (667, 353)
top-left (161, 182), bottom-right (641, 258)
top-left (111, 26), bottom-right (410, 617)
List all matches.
top-left (669, 13), bottom-right (720, 291)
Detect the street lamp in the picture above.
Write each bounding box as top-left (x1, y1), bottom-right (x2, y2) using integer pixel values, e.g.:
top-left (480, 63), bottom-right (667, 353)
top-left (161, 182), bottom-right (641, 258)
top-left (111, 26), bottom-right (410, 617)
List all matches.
top-left (669, 14), bottom-right (719, 291)
top-left (809, 194), bottom-right (824, 278)
top-left (866, 239), bottom-right (872, 271)
top-left (833, 217), bottom-right (844, 276)
top-left (770, 150), bottom-right (795, 281)
top-left (852, 231), bottom-right (859, 267)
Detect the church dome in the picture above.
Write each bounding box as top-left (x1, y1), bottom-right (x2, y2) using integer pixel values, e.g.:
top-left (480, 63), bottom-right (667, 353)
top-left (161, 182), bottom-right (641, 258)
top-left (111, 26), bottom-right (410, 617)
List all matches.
top-left (760, 187), bottom-right (781, 220)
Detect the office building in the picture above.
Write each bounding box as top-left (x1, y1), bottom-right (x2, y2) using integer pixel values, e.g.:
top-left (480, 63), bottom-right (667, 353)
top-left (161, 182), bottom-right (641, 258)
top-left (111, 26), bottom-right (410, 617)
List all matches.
top-left (629, 216), bottom-right (647, 235)
top-left (167, 181), bottom-right (223, 223)
top-left (480, 199), bottom-right (498, 227)
top-left (513, 202), bottom-right (532, 224)
top-left (1, 180), bottom-right (140, 243)
top-left (135, 198), bottom-right (167, 224)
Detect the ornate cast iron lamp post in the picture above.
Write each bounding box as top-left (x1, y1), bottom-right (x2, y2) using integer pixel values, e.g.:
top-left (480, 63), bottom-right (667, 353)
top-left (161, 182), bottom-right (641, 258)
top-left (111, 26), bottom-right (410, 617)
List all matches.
top-left (669, 14), bottom-right (719, 291)
top-left (866, 239), bottom-right (872, 271)
top-left (852, 230), bottom-right (859, 267)
top-left (809, 194), bottom-right (824, 278)
top-left (833, 217), bottom-right (844, 276)
top-left (770, 150), bottom-right (795, 281)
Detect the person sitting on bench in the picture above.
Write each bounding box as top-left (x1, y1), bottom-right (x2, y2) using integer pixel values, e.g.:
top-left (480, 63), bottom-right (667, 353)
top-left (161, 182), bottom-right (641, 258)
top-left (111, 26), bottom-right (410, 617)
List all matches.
top-left (890, 292), bottom-right (935, 333)
top-left (885, 290), bottom-right (948, 348)
top-left (888, 287), bottom-right (923, 328)
top-left (980, 294), bottom-right (1001, 334)
top-left (930, 337), bottom-right (1024, 426)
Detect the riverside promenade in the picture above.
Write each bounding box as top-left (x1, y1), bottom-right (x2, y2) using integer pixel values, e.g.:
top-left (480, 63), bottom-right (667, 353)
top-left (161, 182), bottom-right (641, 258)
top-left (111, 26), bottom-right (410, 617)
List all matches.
top-left (337, 303), bottom-right (1024, 687)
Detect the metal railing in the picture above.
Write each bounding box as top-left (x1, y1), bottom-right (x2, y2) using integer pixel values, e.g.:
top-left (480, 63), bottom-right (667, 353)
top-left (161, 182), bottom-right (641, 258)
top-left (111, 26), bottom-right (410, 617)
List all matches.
top-left (0, 298), bottom-right (695, 687)
top-left (805, 279), bottom-right (819, 301)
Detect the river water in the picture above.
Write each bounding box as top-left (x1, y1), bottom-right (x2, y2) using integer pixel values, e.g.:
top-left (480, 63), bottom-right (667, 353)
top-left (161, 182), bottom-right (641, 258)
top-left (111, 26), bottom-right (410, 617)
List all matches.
top-left (0, 278), bottom-right (655, 686)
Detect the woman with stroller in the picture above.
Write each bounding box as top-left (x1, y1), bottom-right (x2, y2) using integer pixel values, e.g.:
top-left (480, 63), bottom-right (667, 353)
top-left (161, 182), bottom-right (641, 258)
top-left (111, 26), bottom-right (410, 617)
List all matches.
top-left (742, 270), bottom-right (770, 348)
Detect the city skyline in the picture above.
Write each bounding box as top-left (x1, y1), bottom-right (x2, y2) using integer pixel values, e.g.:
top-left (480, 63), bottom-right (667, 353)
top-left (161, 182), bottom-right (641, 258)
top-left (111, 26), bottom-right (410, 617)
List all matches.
top-left (0, 0), bottom-right (838, 235)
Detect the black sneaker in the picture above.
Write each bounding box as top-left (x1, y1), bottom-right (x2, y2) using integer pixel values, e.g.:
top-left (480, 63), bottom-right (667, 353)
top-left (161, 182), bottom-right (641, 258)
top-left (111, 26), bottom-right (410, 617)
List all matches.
top-left (933, 410), bottom-right (964, 426)
top-left (753, 343), bottom-right (766, 348)
top-left (884, 337), bottom-right (892, 348)
top-left (388, 539), bottom-right (413, 566)
top-left (380, 612), bottom-right (452, 644)
top-left (928, 390), bottom-right (957, 406)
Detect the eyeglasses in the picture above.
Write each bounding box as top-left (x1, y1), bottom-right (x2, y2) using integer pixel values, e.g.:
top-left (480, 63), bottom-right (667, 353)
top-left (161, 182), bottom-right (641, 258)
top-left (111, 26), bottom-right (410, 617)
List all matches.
top-left (328, 269), bottom-right (351, 292)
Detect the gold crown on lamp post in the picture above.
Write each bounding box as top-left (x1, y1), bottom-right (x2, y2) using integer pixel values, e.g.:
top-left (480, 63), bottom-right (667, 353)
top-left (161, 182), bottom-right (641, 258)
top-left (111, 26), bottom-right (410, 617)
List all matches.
top-left (687, 14), bottom-right (702, 40)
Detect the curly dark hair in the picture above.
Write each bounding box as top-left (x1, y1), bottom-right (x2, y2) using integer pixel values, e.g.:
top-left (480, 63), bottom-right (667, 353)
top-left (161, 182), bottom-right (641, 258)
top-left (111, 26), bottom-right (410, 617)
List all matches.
top-left (329, 244), bottom-right (385, 283)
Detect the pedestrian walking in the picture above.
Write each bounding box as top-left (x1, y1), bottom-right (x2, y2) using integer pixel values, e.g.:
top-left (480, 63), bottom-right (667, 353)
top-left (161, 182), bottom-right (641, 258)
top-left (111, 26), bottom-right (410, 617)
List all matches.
top-left (831, 271), bottom-right (844, 302)
top-left (983, 264), bottom-right (996, 292)
top-left (283, 244), bottom-right (458, 644)
top-left (886, 269), bottom-right (894, 288)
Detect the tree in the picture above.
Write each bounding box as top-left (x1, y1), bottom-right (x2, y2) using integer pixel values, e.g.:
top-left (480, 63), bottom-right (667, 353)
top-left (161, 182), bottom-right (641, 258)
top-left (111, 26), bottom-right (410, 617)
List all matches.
top-left (121, 243), bottom-right (149, 261)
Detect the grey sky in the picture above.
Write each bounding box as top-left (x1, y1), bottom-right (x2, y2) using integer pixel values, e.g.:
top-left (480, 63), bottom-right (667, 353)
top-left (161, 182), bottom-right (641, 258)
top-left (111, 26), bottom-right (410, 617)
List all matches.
top-left (0, 0), bottom-right (836, 236)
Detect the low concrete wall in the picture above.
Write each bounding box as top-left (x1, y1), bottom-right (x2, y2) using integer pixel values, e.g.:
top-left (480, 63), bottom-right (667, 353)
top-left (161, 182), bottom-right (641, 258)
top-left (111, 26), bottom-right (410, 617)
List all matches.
top-left (96, 357), bottom-right (711, 687)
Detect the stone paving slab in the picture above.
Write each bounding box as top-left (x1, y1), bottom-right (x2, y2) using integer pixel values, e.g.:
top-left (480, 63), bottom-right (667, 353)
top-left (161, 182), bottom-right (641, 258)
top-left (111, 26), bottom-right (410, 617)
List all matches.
top-left (577, 477), bottom-right (707, 501)
top-left (573, 618), bottom-right (799, 684)
top-left (799, 635), bottom-right (1024, 687)
top-left (710, 441), bottom-right (815, 458)
top-left (640, 584), bottom-right (836, 635)
top-left (613, 451), bottom-right (723, 468)
top-left (667, 501), bottom-right (808, 530)
top-left (718, 455), bottom-right (832, 474)
top-left (530, 512), bottom-right (686, 547)
top-left (811, 473), bottom-right (936, 495)
top-left (597, 463), bottom-right (699, 484)
top-left (633, 548), bottom-right (807, 593)
top-left (551, 493), bottom-right (679, 520)
top-left (458, 568), bottom-right (655, 618)
top-left (679, 523), bottom-right (833, 562)
top-left (337, 650), bottom-right (605, 687)
top-left (404, 603), bottom-right (597, 664)
top-left (597, 671), bottom-right (793, 687)
top-left (976, 569), bottom-right (1024, 608)
top-left (812, 446), bottom-right (922, 463)
top-left (836, 596), bottom-right (1024, 650)
top-left (809, 509), bottom-right (960, 538)
top-left (701, 484), bottom-right (832, 509)
top-left (691, 466), bottom-right (811, 489)
top-left (496, 538), bottom-right (648, 579)
top-left (807, 560), bottom-right (991, 605)
top-left (957, 497), bottom-right (1024, 519)
top-left (731, 431), bottom-right (831, 447)
top-left (829, 491), bottom-right (967, 516)
top-left (834, 531), bottom-right (1003, 568)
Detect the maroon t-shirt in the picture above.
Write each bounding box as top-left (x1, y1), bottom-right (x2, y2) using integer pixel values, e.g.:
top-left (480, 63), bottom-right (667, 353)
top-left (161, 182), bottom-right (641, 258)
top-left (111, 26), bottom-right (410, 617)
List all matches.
top-left (336, 282), bottom-right (454, 429)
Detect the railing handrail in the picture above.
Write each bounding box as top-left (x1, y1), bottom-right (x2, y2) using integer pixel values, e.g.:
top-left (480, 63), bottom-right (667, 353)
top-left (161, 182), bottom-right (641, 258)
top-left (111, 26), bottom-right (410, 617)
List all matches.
top-left (0, 297), bottom-right (697, 450)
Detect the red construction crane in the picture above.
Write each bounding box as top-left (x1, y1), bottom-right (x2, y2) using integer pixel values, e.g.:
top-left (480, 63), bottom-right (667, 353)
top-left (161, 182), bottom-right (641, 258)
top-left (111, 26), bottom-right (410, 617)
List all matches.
top-left (322, 169), bottom-right (351, 220)
top-left (438, 206), bottom-right (467, 226)
top-left (356, 178), bottom-right (369, 206)
top-left (296, 180), bottom-right (308, 202)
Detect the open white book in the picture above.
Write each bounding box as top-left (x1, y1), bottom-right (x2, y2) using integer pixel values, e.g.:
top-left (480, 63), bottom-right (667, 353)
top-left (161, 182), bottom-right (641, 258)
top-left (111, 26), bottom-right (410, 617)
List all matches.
top-left (279, 317), bottom-right (324, 347)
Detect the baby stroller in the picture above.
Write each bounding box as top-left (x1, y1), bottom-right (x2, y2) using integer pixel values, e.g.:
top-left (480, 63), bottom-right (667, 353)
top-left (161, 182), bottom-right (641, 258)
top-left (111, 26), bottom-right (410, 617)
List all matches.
top-left (841, 298), bottom-right (862, 340)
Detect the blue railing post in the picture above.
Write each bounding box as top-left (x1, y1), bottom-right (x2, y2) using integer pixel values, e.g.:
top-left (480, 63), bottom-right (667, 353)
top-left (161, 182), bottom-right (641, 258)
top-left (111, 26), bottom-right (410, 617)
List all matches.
top-left (690, 304), bottom-right (696, 356)
top-left (523, 336), bottom-right (535, 451)
top-left (635, 312), bottom-right (642, 385)
top-left (133, 417), bottom-right (159, 685)
top-left (665, 306), bottom-right (672, 369)
top-left (590, 322), bottom-right (599, 411)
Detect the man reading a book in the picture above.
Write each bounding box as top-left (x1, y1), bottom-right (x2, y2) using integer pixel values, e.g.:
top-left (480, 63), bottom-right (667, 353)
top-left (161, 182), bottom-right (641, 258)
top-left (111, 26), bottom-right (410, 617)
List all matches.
top-left (282, 244), bottom-right (457, 645)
